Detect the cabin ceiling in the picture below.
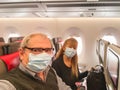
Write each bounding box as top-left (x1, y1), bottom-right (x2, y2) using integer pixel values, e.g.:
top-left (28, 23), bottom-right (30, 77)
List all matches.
top-left (0, 0), bottom-right (120, 18)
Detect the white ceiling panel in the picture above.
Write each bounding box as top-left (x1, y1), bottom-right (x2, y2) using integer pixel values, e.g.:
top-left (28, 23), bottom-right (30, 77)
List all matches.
top-left (0, 0), bottom-right (119, 18)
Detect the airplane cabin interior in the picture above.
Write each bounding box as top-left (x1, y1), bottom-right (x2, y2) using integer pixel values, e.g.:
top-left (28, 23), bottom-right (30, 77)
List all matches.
top-left (0, 0), bottom-right (120, 90)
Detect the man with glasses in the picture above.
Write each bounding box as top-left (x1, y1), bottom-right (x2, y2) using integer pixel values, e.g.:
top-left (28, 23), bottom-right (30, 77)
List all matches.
top-left (0, 33), bottom-right (71, 90)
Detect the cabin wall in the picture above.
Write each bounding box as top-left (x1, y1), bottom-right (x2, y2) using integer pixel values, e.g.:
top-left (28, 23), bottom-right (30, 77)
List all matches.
top-left (0, 18), bottom-right (120, 69)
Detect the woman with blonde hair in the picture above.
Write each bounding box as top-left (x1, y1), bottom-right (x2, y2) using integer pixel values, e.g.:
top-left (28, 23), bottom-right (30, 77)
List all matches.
top-left (52, 37), bottom-right (88, 90)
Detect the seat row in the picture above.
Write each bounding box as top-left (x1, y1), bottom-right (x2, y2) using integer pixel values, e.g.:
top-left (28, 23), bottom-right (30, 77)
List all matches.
top-left (0, 42), bottom-right (21, 56)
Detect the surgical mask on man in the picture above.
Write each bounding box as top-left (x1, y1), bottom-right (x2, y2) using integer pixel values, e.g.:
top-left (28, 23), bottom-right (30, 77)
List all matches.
top-left (26, 53), bottom-right (52, 73)
top-left (64, 47), bottom-right (76, 58)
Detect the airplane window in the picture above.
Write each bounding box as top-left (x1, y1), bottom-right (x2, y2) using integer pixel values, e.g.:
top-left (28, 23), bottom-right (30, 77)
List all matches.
top-left (107, 48), bottom-right (119, 89)
top-left (8, 33), bottom-right (20, 38)
top-left (102, 35), bottom-right (117, 44)
top-left (69, 36), bottom-right (82, 55)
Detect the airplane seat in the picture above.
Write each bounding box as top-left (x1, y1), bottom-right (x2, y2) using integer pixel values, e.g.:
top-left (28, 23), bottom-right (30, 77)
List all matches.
top-left (2, 44), bottom-right (9, 55)
top-left (7, 42), bottom-right (21, 54)
top-left (0, 52), bottom-right (20, 71)
top-left (0, 45), bottom-right (4, 56)
top-left (1, 42), bottom-right (21, 55)
top-left (0, 59), bottom-right (7, 75)
top-left (0, 37), bottom-right (5, 46)
top-left (0, 37), bottom-right (6, 55)
top-left (0, 42), bottom-right (5, 46)
top-left (8, 37), bottom-right (24, 43)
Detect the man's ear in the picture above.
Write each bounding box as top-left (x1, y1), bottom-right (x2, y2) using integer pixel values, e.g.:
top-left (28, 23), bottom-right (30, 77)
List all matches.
top-left (63, 46), bottom-right (66, 51)
top-left (19, 48), bottom-right (25, 60)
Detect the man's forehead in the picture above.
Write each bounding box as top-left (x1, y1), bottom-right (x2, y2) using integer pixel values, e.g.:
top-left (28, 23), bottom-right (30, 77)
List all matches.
top-left (30, 37), bottom-right (49, 42)
top-left (28, 35), bottom-right (51, 47)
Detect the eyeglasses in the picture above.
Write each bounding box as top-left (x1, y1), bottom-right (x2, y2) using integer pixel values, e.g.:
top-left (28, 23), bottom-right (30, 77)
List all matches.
top-left (24, 46), bottom-right (54, 53)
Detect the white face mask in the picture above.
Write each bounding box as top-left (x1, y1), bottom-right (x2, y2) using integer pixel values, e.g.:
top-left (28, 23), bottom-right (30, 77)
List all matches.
top-left (26, 53), bottom-right (52, 73)
top-left (64, 47), bottom-right (76, 58)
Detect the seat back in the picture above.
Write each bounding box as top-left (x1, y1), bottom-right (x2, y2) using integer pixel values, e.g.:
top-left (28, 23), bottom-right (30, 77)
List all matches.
top-left (7, 42), bottom-right (21, 54)
top-left (0, 37), bottom-right (5, 46)
top-left (0, 42), bottom-right (21, 55)
top-left (0, 60), bottom-right (7, 75)
top-left (0, 45), bottom-right (4, 56)
top-left (8, 37), bottom-right (24, 43)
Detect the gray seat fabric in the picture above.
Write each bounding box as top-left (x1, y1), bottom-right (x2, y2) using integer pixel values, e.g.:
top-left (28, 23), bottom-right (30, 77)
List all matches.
top-left (7, 42), bottom-right (21, 54)
top-left (0, 60), bottom-right (7, 75)
top-left (0, 37), bottom-right (5, 46)
top-left (0, 46), bottom-right (4, 56)
top-left (8, 37), bottom-right (24, 43)
top-left (0, 42), bottom-right (21, 55)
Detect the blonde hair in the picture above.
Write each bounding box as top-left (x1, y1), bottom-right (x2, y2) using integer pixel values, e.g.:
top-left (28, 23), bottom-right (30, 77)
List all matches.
top-left (55, 38), bottom-right (79, 77)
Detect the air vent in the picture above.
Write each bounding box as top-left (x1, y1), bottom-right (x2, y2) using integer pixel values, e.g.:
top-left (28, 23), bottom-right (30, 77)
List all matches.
top-left (88, 8), bottom-right (96, 10)
top-left (47, 2), bottom-right (120, 7)
top-left (0, 2), bottom-right (39, 8)
top-left (0, 4), bottom-right (38, 8)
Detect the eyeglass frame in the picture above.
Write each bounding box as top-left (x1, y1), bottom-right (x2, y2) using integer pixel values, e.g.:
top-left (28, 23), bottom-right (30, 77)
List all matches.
top-left (24, 46), bottom-right (54, 54)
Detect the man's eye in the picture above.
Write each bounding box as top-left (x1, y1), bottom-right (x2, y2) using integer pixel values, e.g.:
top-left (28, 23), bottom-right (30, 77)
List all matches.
top-left (44, 48), bottom-right (51, 52)
top-left (30, 48), bottom-right (53, 53)
top-left (32, 49), bottom-right (39, 52)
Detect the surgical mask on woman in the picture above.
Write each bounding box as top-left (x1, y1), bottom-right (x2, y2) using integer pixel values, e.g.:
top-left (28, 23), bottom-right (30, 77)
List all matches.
top-left (26, 53), bottom-right (52, 73)
top-left (64, 47), bottom-right (76, 58)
